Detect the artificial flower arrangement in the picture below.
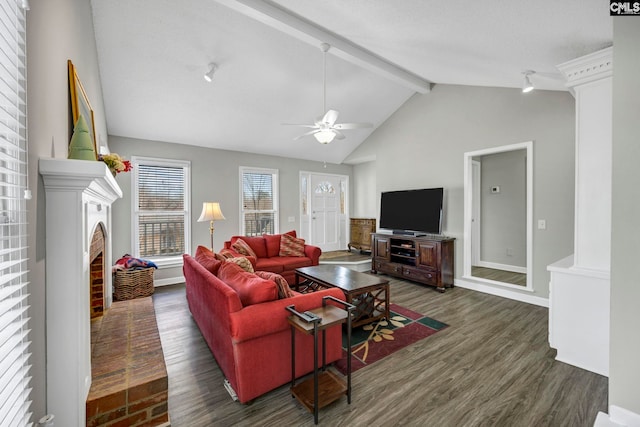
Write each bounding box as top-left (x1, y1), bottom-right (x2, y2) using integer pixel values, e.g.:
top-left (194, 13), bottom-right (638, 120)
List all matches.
top-left (98, 153), bottom-right (132, 175)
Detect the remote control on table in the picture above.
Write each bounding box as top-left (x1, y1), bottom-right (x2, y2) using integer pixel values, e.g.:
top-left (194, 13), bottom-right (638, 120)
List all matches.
top-left (301, 311), bottom-right (321, 322)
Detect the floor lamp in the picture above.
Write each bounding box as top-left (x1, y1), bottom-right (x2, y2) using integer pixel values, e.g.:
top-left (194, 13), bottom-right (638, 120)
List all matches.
top-left (197, 202), bottom-right (226, 251)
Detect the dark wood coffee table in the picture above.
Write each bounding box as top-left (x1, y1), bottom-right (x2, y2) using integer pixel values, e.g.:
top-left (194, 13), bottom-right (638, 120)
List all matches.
top-left (294, 265), bottom-right (390, 328)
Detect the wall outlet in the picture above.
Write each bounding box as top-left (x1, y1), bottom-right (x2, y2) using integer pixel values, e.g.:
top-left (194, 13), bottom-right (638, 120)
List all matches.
top-left (538, 219), bottom-right (546, 230)
top-left (288, 216), bottom-right (295, 223)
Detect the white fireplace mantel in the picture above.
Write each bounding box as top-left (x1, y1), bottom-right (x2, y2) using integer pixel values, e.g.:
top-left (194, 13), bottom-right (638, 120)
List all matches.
top-left (39, 158), bottom-right (122, 427)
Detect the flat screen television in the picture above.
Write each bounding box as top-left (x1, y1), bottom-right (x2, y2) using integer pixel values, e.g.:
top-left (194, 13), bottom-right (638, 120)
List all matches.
top-left (379, 187), bottom-right (443, 235)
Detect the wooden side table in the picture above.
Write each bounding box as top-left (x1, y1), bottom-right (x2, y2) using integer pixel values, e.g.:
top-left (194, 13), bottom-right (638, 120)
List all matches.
top-left (286, 296), bottom-right (355, 425)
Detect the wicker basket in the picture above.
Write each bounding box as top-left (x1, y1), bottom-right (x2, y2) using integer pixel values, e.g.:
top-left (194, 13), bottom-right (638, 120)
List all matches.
top-left (113, 267), bottom-right (154, 301)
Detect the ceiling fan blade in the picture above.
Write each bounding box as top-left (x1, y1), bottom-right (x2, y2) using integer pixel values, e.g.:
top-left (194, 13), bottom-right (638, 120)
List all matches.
top-left (281, 123), bottom-right (319, 128)
top-left (333, 130), bottom-right (345, 140)
top-left (322, 109), bottom-right (339, 126)
top-left (293, 129), bottom-right (320, 141)
top-left (333, 122), bottom-right (373, 130)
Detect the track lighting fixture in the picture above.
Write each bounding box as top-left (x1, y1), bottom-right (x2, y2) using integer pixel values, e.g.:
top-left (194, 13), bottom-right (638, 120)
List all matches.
top-left (204, 63), bottom-right (217, 82)
top-left (20, 0), bottom-right (30, 10)
top-left (522, 70), bottom-right (535, 93)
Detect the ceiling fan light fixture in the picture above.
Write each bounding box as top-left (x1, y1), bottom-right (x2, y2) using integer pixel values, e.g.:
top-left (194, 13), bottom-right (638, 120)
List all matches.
top-left (522, 70), bottom-right (535, 93)
top-left (204, 63), bottom-right (217, 82)
top-left (314, 129), bottom-right (336, 144)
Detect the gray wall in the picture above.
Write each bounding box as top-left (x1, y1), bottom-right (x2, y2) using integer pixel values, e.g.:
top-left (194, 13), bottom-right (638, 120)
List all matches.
top-left (26, 0), bottom-right (109, 419)
top-left (479, 150), bottom-right (527, 267)
top-left (610, 19), bottom-right (640, 416)
top-left (352, 160), bottom-right (377, 217)
top-left (108, 136), bottom-right (353, 282)
top-left (345, 84), bottom-right (575, 299)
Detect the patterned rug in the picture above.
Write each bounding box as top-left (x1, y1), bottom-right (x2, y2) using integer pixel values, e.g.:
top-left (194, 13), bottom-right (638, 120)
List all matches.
top-left (334, 304), bottom-right (448, 375)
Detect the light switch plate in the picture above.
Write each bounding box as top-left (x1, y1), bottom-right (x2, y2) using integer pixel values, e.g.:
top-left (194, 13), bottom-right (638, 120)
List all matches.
top-left (538, 219), bottom-right (546, 230)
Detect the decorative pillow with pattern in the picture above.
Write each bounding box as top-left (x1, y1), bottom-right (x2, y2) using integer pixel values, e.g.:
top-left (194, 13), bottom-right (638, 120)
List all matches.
top-left (279, 233), bottom-right (305, 257)
top-left (219, 248), bottom-right (237, 259)
top-left (254, 271), bottom-right (294, 298)
top-left (226, 256), bottom-right (255, 273)
top-left (231, 238), bottom-right (258, 258)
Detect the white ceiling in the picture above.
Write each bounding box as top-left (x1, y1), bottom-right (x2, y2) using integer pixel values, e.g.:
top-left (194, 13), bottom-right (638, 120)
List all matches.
top-left (91, 0), bottom-right (612, 164)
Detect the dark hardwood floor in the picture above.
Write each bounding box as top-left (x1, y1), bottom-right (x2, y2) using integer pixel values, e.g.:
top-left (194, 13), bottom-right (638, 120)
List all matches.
top-left (152, 276), bottom-right (607, 426)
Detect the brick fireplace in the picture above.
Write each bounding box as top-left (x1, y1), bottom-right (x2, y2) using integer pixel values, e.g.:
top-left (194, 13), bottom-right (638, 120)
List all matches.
top-left (90, 224), bottom-right (106, 319)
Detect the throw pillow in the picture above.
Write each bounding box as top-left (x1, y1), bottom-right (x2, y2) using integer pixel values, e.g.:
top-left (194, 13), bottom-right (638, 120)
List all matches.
top-left (226, 256), bottom-right (255, 273)
top-left (263, 230), bottom-right (296, 258)
top-left (219, 248), bottom-right (237, 259)
top-left (255, 271), bottom-right (294, 299)
top-left (279, 233), bottom-right (305, 257)
top-left (217, 262), bottom-right (277, 306)
top-left (195, 245), bottom-right (222, 275)
top-left (231, 238), bottom-right (258, 258)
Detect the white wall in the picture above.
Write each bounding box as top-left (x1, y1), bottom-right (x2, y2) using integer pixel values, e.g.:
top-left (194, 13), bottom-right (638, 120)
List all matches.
top-left (108, 136), bottom-right (353, 282)
top-left (27, 0), bottom-right (109, 420)
top-left (352, 160), bottom-right (377, 217)
top-left (345, 85), bottom-right (575, 299)
top-left (610, 19), bottom-right (640, 417)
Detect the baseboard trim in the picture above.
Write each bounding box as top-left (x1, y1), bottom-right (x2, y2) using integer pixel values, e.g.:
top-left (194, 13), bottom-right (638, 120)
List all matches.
top-left (455, 278), bottom-right (549, 307)
top-left (154, 276), bottom-right (185, 287)
top-left (476, 261), bottom-right (527, 274)
top-left (596, 405), bottom-right (640, 427)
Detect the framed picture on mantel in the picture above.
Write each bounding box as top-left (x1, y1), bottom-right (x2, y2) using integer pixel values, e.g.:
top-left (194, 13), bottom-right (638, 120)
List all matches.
top-left (68, 59), bottom-right (97, 159)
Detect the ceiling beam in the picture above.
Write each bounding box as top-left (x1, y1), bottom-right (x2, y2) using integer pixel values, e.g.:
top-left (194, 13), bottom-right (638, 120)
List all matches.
top-left (214, 0), bottom-right (432, 94)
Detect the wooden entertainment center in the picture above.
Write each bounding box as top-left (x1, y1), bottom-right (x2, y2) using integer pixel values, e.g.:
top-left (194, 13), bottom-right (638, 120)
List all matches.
top-left (371, 233), bottom-right (455, 292)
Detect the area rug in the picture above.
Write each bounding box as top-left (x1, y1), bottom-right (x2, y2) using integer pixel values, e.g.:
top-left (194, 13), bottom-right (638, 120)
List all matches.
top-left (334, 304), bottom-right (448, 375)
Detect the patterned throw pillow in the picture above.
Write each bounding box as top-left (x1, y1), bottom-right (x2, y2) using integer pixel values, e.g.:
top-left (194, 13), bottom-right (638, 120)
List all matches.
top-left (219, 248), bottom-right (237, 259)
top-left (231, 238), bottom-right (258, 258)
top-left (194, 245), bottom-right (222, 275)
top-left (255, 271), bottom-right (294, 299)
top-left (226, 256), bottom-right (255, 273)
top-left (279, 233), bottom-right (305, 257)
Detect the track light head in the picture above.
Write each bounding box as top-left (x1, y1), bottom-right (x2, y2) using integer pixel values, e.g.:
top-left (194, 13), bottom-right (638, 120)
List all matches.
top-left (522, 70), bottom-right (535, 93)
top-left (204, 63), bottom-right (217, 82)
top-left (20, 0), bottom-right (30, 10)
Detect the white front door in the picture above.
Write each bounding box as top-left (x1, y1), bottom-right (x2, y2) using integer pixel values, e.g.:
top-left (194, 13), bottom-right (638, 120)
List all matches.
top-left (309, 174), bottom-right (341, 252)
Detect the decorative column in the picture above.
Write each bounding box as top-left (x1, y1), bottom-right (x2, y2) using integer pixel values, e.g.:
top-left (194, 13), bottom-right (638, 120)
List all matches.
top-left (547, 47), bottom-right (612, 377)
top-left (39, 158), bottom-right (122, 427)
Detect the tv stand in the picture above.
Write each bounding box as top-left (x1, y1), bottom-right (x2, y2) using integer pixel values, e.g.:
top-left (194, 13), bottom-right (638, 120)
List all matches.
top-left (371, 233), bottom-right (455, 292)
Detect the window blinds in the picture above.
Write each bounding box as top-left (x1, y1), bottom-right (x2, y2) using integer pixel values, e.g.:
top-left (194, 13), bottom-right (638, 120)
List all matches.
top-left (0, 0), bottom-right (33, 425)
top-left (134, 160), bottom-right (189, 259)
top-left (241, 168), bottom-right (278, 236)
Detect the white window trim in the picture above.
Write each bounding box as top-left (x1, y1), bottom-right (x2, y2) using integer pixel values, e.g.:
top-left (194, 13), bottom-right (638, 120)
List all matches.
top-left (239, 166), bottom-right (279, 235)
top-left (131, 156), bottom-right (191, 268)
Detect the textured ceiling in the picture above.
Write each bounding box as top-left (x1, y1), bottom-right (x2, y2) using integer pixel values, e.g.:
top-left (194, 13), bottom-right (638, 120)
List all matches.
top-left (91, 0), bottom-right (612, 164)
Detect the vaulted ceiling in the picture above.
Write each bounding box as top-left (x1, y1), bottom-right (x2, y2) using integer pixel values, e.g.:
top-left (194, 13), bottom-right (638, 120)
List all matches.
top-left (91, 0), bottom-right (612, 164)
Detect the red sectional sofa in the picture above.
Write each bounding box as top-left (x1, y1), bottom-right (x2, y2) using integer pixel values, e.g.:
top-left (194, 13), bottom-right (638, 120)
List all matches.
top-left (222, 231), bottom-right (321, 284)
top-left (183, 253), bottom-right (344, 404)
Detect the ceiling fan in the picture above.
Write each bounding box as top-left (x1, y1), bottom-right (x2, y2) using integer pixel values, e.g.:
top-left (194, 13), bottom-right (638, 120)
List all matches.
top-left (283, 43), bottom-right (373, 144)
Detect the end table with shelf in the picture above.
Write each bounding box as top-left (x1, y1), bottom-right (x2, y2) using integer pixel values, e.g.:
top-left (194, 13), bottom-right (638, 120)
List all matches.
top-left (286, 296), bottom-right (355, 425)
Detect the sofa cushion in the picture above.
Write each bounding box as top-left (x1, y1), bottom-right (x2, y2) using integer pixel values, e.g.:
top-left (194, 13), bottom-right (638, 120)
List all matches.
top-left (230, 236), bottom-right (268, 258)
top-left (194, 245), bottom-right (223, 275)
top-left (226, 256), bottom-right (255, 273)
top-left (254, 258), bottom-right (285, 274)
top-left (279, 233), bottom-right (305, 257)
top-left (219, 248), bottom-right (237, 259)
top-left (276, 256), bottom-right (313, 269)
top-left (231, 238), bottom-right (258, 258)
top-left (217, 262), bottom-right (277, 306)
top-left (254, 271), bottom-right (294, 299)
top-left (263, 230), bottom-right (296, 258)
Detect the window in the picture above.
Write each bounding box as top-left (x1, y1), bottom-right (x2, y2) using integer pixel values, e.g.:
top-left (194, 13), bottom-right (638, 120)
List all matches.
top-left (0, 0), bottom-right (32, 425)
top-left (132, 157), bottom-right (190, 266)
top-left (240, 167), bottom-right (278, 236)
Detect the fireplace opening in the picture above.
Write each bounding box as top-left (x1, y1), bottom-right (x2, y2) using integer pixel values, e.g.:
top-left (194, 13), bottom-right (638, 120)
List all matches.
top-left (90, 223), bottom-right (106, 319)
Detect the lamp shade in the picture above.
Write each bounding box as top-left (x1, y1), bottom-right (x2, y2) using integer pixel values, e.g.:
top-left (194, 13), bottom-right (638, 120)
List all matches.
top-left (198, 202), bottom-right (225, 222)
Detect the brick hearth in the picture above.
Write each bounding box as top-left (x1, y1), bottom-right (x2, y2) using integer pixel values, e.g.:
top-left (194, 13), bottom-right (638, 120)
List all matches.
top-left (87, 297), bottom-right (169, 427)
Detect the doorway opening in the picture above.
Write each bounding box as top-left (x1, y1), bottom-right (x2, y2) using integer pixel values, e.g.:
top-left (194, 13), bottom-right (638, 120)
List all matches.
top-left (463, 141), bottom-right (533, 291)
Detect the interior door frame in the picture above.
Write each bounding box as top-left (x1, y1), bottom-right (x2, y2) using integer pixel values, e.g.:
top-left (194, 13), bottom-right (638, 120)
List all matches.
top-left (463, 141), bottom-right (533, 291)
